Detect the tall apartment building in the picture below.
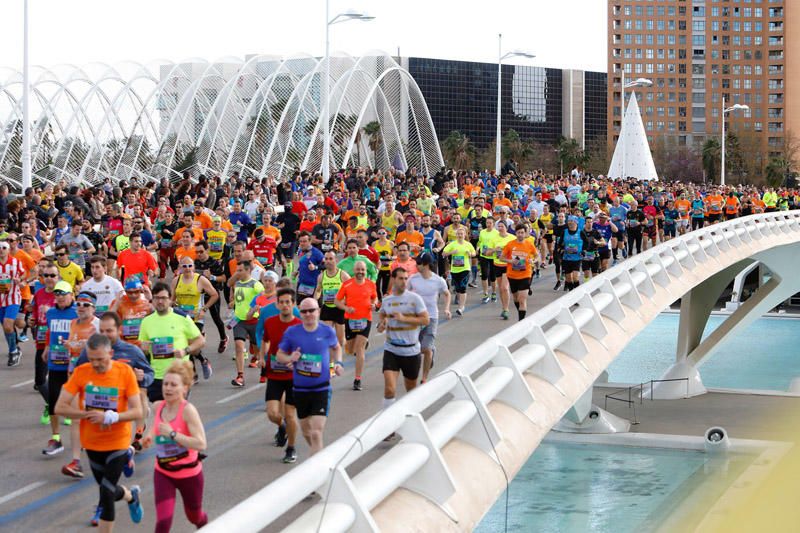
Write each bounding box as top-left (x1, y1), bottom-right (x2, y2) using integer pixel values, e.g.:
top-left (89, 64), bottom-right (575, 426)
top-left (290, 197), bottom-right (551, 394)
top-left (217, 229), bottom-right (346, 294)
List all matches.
top-left (607, 0), bottom-right (798, 159)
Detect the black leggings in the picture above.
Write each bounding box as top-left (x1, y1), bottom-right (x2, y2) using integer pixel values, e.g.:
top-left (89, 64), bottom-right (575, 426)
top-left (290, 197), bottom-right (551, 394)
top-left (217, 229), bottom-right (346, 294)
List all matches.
top-left (208, 298), bottom-right (225, 339)
top-left (377, 270), bottom-right (391, 299)
top-left (87, 449), bottom-right (128, 522)
top-left (35, 347), bottom-right (49, 404)
top-left (626, 228), bottom-right (643, 256)
top-left (691, 217), bottom-right (705, 231)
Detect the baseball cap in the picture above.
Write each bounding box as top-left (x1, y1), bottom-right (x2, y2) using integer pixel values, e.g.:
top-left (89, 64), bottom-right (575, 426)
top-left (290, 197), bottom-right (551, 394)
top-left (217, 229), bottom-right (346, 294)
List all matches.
top-left (76, 291), bottom-right (97, 306)
top-left (124, 278), bottom-right (143, 291)
top-left (53, 281), bottom-right (72, 294)
top-left (415, 252), bottom-right (435, 266)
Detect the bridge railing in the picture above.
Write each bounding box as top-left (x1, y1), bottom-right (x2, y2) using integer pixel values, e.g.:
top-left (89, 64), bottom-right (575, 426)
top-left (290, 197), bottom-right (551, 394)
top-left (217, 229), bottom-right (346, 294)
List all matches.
top-left (201, 210), bottom-right (800, 533)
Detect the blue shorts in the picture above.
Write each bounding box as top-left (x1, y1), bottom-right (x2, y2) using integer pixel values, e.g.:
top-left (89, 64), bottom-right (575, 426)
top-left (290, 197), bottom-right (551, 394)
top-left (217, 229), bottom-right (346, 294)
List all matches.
top-left (0, 304), bottom-right (21, 322)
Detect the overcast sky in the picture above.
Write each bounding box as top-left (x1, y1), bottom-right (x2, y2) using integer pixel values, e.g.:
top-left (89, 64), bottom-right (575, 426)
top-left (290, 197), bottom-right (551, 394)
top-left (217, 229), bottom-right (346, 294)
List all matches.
top-left (0, 0), bottom-right (607, 73)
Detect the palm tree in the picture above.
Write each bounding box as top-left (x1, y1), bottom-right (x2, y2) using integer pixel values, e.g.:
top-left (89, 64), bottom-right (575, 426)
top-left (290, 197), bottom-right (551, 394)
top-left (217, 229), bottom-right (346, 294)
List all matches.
top-left (441, 130), bottom-right (476, 170)
top-left (502, 129), bottom-right (532, 163)
top-left (702, 138), bottom-right (721, 184)
top-left (765, 157), bottom-right (790, 188)
top-left (362, 121), bottom-right (382, 168)
top-left (557, 136), bottom-right (587, 171)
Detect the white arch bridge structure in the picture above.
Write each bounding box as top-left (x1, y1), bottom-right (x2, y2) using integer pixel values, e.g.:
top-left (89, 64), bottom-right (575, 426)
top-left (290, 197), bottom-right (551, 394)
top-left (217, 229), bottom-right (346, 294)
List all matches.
top-left (0, 53), bottom-right (443, 190)
top-left (202, 211), bottom-right (800, 532)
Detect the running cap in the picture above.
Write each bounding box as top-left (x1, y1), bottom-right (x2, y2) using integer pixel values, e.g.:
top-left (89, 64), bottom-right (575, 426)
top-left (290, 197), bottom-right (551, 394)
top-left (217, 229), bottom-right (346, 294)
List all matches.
top-left (76, 291), bottom-right (97, 305)
top-left (262, 270), bottom-right (280, 283)
top-left (53, 281), bottom-right (72, 294)
top-left (415, 252), bottom-right (435, 266)
top-left (124, 278), bottom-right (144, 291)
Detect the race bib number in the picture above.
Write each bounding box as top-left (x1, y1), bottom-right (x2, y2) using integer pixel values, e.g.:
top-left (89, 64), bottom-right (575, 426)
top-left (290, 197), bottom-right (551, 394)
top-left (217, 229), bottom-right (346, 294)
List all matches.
top-left (179, 304), bottom-right (196, 314)
top-left (121, 318), bottom-right (142, 340)
top-left (628, 219), bottom-right (639, 228)
top-left (296, 353), bottom-right (322, 378)
top-left (50, 343), bottom-right (70, 365)
top-left (379, 254), bottom-right (391, 265)
top-left (348, 319), bottom-right (367, 332)
top-left (36, 325), bottom-right (48, 342)
top-left (209, 239), bottom-right (223, 252)
top-left (155, 435), bottom-right (189, 465)
top-left (151, 336), bottom-right (175, 359)
top-left (0, 277), bottom-right (11, 294)
top-left (322, 288), bottom-right (337, 305)
top-left (452, 255), bottom-right (465, 268)
top-left (297, 283), bottom-right (315, 296)
top-left (511, 252), bottom-right (527, 271)
top-left (269, 353), bottom-right (291, 373)
top-left (85, 385), bottom-right (119, 411)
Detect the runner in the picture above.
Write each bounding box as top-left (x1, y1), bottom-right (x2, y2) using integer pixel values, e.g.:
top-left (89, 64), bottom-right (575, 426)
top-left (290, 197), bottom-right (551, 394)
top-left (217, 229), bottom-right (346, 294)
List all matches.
top-left (30, 261), bottom-right (58, 424)
top-left (294, 231), bottom-right (324, 304)
top-left (41, 281), bottom-right (78, 457)
top-left (0, 238), bottom-right (27, 367)
top-left (315, 251), bottom-right (350, 350)
top-left (335, 260), bottom-right (378, 391)
top-left (113, 278), bottom-right (153, 348)
top-left (442, 226), bottom-right (476, 316)
top-left (502, 224), bottom-right (539, 320)
top-left (194, 240), bottom-right (228, 353)
top-left (55, 244), bottom-right (85, 290)
top-left (116, 231), bottom-right (159, 285)
top-left (489, 220), bottom-right (515, 319)
top-left (55, 333), bottom-right (145, 531)
top-left (82, 256), bottom-right (124, 316)
top-left (227, 259), bottom-right (264, 387)
top-left (276, 298), bottom-right (342, 455)
top-left (372, 228), bottom-right (394, 300)
top-left (172, 257), bottom-right (219, 382)
top-left (408, 253), bottom-right (450, 383)
top-left (142, 359), bottom-right (209, 532)
top-left (557, 217), bottom-right (588, 292)
top-left (138, 282), bottom-right (206, 402)
top-left (338, 239), bottom-right (378, 281)
top-left (477, 216), bottom-right (499, 303)
top-left (260, 287), bottom-right (302, 463)
top-left (377, 267), bottom-right (429, 420)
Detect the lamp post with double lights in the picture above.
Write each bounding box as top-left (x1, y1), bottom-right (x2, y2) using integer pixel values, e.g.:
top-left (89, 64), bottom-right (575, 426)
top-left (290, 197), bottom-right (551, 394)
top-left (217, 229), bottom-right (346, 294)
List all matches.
top-left (619, 70), bottom-right (652, 179)
top-left (495, 33), bottom-right (535, 175)
top-left (721, 97), bottom-right (749, 186)
top-left (322, 4), bottom-right (374, 183)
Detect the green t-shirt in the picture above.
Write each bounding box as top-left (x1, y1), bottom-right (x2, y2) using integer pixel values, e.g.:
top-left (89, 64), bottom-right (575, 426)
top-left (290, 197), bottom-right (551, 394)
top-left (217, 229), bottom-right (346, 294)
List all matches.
top-left (443, 240), bottom-right (476, 273)
top-left (138, 310), bottom-right (201, 379)
top-left (234, 278), bottom-right (265, 321)
top-left (338, 256), bottom-right (378, 281)
top-left (490, 233), bottom-right (516, 265)
top-left (477, 228), bottom-right (499, 259)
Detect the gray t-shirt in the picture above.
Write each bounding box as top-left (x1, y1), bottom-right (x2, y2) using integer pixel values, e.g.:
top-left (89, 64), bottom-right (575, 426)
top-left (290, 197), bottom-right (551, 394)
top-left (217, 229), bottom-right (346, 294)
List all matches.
top-left (381, 290), bottom-right (427, 356)
top-left (408, 272), bottom-right (448, 320)
top-left (58, 233), bottom-right (93, 267)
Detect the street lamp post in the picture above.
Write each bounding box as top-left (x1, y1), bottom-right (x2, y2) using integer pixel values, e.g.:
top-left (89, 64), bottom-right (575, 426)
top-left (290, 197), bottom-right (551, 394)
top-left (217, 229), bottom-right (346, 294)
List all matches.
top-left (721, 96), bottom-right (749, 186)
top-left (322, 3), bottom-right (374, 183)
top-left (495, 33), bottom-right (535, 176)
top-left (619, 69), bottom-right (652, 179)
top-left (22, 0), bottom-right (31, 190)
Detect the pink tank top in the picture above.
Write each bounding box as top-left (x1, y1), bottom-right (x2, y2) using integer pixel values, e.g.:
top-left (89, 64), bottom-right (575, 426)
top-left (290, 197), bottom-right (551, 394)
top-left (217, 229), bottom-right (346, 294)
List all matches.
top-left (153, 400), bottom-right (201, 478)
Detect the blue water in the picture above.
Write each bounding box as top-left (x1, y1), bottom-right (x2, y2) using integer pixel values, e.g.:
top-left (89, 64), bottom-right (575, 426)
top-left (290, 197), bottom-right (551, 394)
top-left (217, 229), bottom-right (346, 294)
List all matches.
top-left (476, 442), bottom-right (742, 533)
top-left (607, 314), bottom-right (800, 391)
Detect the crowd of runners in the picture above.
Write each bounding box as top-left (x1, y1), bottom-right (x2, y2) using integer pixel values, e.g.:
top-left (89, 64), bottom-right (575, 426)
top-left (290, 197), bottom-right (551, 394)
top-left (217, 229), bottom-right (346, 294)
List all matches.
top-left (0, 168), bottom-right (797, 530)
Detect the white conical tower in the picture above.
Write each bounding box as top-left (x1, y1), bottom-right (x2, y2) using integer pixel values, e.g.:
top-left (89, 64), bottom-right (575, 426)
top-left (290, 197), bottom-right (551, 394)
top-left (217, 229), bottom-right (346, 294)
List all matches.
top-left (608, 93), bottom-right (658, 181)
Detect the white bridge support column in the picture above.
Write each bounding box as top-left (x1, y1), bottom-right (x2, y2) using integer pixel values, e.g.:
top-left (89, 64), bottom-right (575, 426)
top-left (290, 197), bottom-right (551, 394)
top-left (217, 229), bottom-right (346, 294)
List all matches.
top-left (652, 246), bottom-right (800, 400)
top-left (554, 382), bottom-right (631, 433)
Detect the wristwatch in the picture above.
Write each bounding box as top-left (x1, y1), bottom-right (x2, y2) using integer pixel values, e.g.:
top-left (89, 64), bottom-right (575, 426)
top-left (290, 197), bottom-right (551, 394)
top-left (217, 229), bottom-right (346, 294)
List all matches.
top-left (169, 430), bottom-right (177, 440)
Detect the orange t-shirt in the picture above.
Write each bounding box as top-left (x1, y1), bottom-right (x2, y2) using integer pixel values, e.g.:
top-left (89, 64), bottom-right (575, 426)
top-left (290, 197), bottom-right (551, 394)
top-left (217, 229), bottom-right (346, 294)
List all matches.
top-left (395, 230), bottom-right (424, 254)
top-left (174, 246), bottom-right (197, 262)
top-left (117, 249), bottom-right (158, 285)
top-left (67, 318), bottom-right (99, 357)
top-left (193, 212), bottom-right (213, 230)
top-left (335, 278), bottom-right (377, 320)
top-left (705, 195), bottom-right (724, 214)
top-left (173, 227), bottom-right (205, 243)
top-left (493, 198), bottom-right (512, 209)
top-left (116, 296), bottom-right (152, 346)
top-left (674, 199), bottom-right (691, 220)
top-left (11, 250), bottom-right (36, 300)
top-left (503, 239), bottom-right (538, 280)
top-left (63, 361), bottom-right (139, 452)
top-left (254, 225), bottom-right (280, 242)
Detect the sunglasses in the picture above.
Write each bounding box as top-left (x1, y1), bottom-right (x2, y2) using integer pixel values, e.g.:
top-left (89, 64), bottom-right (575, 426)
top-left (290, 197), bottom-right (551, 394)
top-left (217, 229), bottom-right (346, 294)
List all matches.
top-left (76, 302), bottom-right (95, 308)
top-left (181, 264), bottom-right (194, 268)
top-left (299, 308), bottom-right (317, 314)
top-left (240, 261), bottom-right (252, 267)
top-left (41, 273), bottom-right (58, 278)
top-left (54, 291), bottom-right (70, 296)
top-left (126, 289), bottom-right (142, 294)
top-left (57, 252), bottom-right (68, 256)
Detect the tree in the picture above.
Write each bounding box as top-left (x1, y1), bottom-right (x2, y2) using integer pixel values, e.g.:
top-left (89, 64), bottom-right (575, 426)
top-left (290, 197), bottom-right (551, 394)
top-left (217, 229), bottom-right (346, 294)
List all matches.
top-left (702, 138), bottom-right (721, 184)
top-left (584, 135), bottom-right (611, 176)
top-left (557, 136), bottom-right (587, 172)
top-left (441, 130), bottom-right (476, 170)
top-left (501, 129), bottom-right (531, 163)
top-left (362, 121), bottom-right (383, 168)
top-left (765, 157), bottom-right (791, 188)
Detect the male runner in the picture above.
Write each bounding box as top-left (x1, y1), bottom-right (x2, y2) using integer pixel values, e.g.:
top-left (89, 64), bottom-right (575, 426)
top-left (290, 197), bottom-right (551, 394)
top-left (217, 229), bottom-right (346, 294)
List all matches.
top-left (335, 260), bottom-right (377, 391)
top-left (407, 252), bottom-right (450, 383)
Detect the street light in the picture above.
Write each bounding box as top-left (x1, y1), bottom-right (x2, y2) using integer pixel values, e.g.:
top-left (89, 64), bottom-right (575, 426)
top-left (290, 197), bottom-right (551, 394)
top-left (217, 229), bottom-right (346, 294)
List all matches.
top-left (322, 4), bottom-right (374, 183)
top-left (721, 97), bottom-right (749, 186)
top-left (496, 33), bottom-right (535, 175)
top-left (22, 0), bottom-right (31, 190)
top-left (619, 69), bottom-right (652, 179)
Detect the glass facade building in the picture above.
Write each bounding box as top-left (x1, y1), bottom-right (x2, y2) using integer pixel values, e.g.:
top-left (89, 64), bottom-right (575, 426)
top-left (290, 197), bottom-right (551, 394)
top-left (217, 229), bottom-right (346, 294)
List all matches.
top-left (406, 57), bottom-right (607, 148)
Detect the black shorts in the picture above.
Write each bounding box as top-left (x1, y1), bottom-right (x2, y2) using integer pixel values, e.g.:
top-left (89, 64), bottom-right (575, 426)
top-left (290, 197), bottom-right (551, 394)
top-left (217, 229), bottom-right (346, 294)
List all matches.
top-left (492, 263), bottom-right (507, 279)
top-left (48, 370), bottom-right (69, 414)
top-left (613, 230), bottom-right (626, 241)
top-left (345, 318), bottom-right (371, 340)
top-left (664, 225), bottom-right (677, 237)
top-left (479, 256), bottom-right (495, 281)
top-left (707, 213), bottom-right (721, 223)
top-left (598, 247), bottom-right (611, 260)
top-left (543, 233), bottom-right (554, 243)
top-left (294, 389), bottom-right (331, 419)
top-left (508, 277), bottom-right (531, 294)
top-left (563, 259), bottom-right (582, 274)
top-left (382, 350), bottom-right (421, 380)
top-left (582, 259), bottom-right (599, 274)
top-left (233, 321), bottom-right (258, 343)
top-left (451, 271), bottom-right (469, 294)
top-left (644, 225), bottom-right (657, 238)
top-left (320, 305), bottom-right (345, 325)
top-left (265, 379), bottom-right (294, 405)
